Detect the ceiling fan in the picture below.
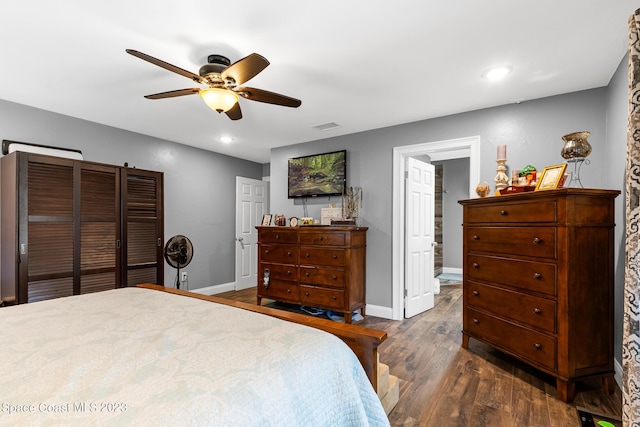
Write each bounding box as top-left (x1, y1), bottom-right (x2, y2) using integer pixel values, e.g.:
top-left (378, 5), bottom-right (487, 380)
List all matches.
top-left (126, 49), bottom-right (302, 120)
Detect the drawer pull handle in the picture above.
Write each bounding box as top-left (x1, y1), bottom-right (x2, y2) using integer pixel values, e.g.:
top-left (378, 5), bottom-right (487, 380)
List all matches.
top-left (533, 308), bottom-right (541, 314)
top-left (473, 263), bottom-right (480, 269)
top-left (332, 295), bottom-right (337, 300)
top-left (533, 272), bottom-right (542, 279)
top-left (500, 210), bottom-right (508, 216)
top-left (472, 318), bottom-right (479, 324)
top-left (320, 237), bottom-right (324, 241)
top-left (333, 255), bottom-right (338, 259)
top-left (473, 235), bottom-right (479, 240)
top-left (275, 235), bottom-right (280, 240)
top-left (472, 290), bottom-right (479, 296)
top-left (533, 237), bottom-right (541, 244)
top-left (287, 252), bottom-right (292, 256)
top-left (305, 272), bottom-right (310, 277)
top-left (332, 275), bottom-right (337, 280)
top-left (265, 250), bottom-right (270, 255)
top-left (304, 291), bottom-right (309, 297)
top-left (306, 253), bottom-right (310, 258)
top-left (287, 271), bottom-right (291, 276)
top-left (533, 343), bottom-right (542, 350)
top-left (287, 289), bottom-right (291, 294)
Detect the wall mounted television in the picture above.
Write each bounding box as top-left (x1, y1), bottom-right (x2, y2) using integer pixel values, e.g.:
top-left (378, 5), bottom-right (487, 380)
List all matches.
top-left (288, 150), bottom-right (347, 198)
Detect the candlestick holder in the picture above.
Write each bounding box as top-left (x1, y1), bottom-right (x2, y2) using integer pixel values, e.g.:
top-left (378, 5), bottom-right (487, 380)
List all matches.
top-left (494, 159), bottom-right (509, 193)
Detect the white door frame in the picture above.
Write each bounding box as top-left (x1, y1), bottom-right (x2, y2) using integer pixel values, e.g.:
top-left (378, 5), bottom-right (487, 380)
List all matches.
top-left (392, 136), bottom-right (480, 320)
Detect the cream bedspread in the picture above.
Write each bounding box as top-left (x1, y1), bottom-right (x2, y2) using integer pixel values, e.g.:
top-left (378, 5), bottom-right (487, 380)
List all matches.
top-left (0, 287), bottom-right (389, 426)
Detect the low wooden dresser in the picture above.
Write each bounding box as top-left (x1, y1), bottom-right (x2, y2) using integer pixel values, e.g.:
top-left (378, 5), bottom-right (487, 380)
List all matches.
top-left (256, 225), bottom-right (367, 323)
top-left (458, 188), bottom-right (619, 402)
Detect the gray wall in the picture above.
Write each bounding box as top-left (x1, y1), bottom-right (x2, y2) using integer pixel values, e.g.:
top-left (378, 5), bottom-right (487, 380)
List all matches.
top-left (0, 99), bottom-right (263, 293)
top-left (270, 87), bottom-right (609, 307)
top-left (605, 53), bottom-right (628, 365)
top-left (434, 157), bottom-right (469, 270)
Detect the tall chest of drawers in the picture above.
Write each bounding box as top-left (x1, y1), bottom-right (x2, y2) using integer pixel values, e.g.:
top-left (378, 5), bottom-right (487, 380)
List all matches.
top-left (256, 226), bottom-right (367, 324)
top-left (458, 188), bottom-right (619, 402)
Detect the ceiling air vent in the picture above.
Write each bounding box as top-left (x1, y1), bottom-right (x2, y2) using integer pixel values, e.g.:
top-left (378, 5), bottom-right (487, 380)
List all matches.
top-left (312, 122), bottom-right (341, 132)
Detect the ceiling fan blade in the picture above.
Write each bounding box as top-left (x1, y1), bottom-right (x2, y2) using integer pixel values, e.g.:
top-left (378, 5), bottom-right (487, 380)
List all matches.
top-left (225, 102), bottom-right (242, 120)
top-left (126, 49), bottom-right (203, 84)
top-left (144, 88), bottom-right (200, 99)
top-left (222, 53), bottom-right (270, 86)
top-left (236, 87), bottom-right (302, 108)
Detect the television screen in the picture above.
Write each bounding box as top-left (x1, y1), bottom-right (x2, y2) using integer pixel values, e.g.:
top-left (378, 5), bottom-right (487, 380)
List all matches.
top-left (288, 150), bottom-right (346, 198)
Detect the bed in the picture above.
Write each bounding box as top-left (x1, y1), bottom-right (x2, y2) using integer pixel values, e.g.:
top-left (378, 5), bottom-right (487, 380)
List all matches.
top-left (0, 284), bottom-right (390, 426)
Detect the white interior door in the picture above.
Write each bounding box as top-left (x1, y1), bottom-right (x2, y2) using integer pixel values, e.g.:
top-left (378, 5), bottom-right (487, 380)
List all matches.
top-left (405, 157), bottom-right (436, 318)
top-left (235, 177), bottom-right (268, 290)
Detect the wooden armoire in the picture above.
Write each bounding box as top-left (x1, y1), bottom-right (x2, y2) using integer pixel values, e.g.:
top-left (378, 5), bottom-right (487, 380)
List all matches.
top-left (1, 151), bottom-right (164, 304)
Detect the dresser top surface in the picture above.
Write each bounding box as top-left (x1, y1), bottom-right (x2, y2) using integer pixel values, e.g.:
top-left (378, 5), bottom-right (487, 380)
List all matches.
top-left (458, 188), bottom-right (620, 206)
top-left (256, 225), bottom-right (368, 232)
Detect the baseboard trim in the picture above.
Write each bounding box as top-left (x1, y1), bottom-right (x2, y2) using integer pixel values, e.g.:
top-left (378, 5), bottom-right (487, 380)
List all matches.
top-left (614, 358), bottom-right (622, 389)
top-left (442, 267), bottom-right (463, 275)
top-left (367, 304), bottom-right (393, 320)
top-left (188, 282), bottom-right (235, 295)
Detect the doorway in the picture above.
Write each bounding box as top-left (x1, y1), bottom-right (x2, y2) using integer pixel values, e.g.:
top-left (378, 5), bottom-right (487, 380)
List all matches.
top-left (391, 136), bottom-right (480, 320)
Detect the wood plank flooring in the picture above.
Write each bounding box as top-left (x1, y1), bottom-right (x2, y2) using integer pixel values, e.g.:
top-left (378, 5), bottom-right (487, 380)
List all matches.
top-left (215, 285), bottom-right (622, 427)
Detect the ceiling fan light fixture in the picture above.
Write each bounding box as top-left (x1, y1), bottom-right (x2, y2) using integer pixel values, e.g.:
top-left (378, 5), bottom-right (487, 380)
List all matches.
top-left (199, 88), bottom-right (238, 112)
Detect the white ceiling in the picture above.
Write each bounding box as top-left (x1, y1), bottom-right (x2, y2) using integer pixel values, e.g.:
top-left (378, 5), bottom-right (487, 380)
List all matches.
top-left (0, 1), bottom-right (631, 163)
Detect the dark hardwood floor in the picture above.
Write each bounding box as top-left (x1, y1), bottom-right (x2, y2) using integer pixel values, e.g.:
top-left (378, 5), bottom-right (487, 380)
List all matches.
top-left (215, 285), bottom-right (622, 427)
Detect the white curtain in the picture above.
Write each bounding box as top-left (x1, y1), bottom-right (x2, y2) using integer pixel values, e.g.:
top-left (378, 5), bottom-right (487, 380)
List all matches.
top-left (624, 8), bottom-right (640, 427)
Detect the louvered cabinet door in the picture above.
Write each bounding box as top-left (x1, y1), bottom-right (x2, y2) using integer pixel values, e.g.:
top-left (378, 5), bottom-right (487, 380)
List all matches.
top-left (24, 155), bottom-right (75, 303)
top-left (79, 163), bottom-right (120, 294)
top-left (121, 168), bottom-right (164, 287)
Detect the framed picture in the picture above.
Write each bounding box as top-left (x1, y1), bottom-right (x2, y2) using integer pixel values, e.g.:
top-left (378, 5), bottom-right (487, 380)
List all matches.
top-left (535, 164), bottom-right (567, 191)
top-left (273, 214), bottom-right (286, 226)
top-left (321, 207), bottom-right (343, 225)
top-left (300, 217), bottom-right (314, 225)
top-left (261, 214), bottom-right (272, 226)
top-left (289, 217), bottom-right (298, 227)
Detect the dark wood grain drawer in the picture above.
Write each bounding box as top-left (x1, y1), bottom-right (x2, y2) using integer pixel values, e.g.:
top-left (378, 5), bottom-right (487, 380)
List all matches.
top-left (300, 247), bottom-right (345, 267)
top-left (258, 229), bottom-right (298, 244)
top-left (467, 254), bottom-right (557, 296)
top-left (466, 200), bottom-right (557, 223)
top-left (260, 245), bottom-right (299, 263)
top-left (467, 281), bottom-right (556, 332)
top-left (300, 231), bottom-right (346, 246)
top-left (257, 279), bottom-right (299, 302)
top-left (466, 308), bottom-right (556, 371)
top-left (300, 266), bottom-right (345, 288)
top-left (300, 285), bottom-right (345, 309)
top-left (467, 226), bottom-right (557, 259)
top-left (260, 263), bottom-right (298, 281)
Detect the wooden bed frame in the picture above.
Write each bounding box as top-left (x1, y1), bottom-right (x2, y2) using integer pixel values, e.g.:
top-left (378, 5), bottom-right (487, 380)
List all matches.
top-left (138, 284), bottom-right (388, 391)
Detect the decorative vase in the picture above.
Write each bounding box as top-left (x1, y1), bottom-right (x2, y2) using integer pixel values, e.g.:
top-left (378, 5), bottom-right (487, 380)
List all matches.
top-left (475, 181), bottom-right (491, 198)
top-left (560, 131), bottom-right (592, 159)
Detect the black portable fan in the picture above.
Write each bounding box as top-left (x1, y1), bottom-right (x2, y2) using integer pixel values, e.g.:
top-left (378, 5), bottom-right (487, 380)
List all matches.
top-left (164, 235), bottom-right (193, 289)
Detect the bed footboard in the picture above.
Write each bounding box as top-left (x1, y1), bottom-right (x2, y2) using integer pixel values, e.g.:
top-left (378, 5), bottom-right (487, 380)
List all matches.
top-left (137, 284), bottom-right (387, 391)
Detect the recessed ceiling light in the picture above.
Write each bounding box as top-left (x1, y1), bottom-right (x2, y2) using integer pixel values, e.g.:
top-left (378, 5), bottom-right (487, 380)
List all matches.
top-left (219, 136), bottom-right (234, 144)
top-left (482, 66), bottom-right (512, 81)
